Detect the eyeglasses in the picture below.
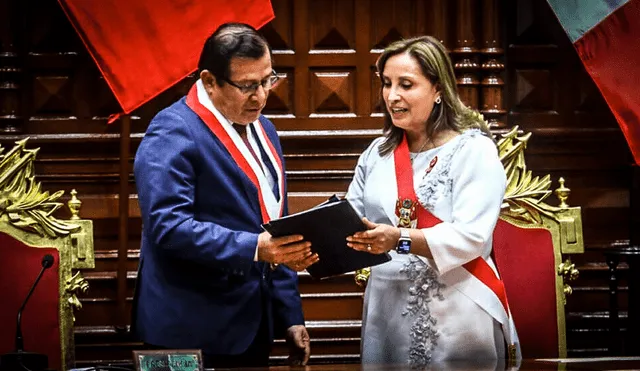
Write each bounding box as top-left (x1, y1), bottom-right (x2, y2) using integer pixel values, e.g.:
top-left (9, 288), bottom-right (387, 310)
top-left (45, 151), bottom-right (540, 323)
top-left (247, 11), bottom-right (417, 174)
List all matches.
top-left (224, 70), bottom-right (280, 95)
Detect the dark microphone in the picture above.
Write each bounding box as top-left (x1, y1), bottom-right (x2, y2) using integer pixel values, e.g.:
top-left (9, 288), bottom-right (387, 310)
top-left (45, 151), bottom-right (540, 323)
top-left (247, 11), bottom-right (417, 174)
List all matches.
top-left (16, 254), bottom-right (54, 351)
top-left (0, 254), bottom-right (53, 371)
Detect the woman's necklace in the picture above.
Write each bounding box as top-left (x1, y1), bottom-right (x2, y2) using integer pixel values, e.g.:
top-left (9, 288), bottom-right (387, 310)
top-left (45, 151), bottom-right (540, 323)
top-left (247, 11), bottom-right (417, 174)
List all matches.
top-left (410, 139), bottom-right (430, 164)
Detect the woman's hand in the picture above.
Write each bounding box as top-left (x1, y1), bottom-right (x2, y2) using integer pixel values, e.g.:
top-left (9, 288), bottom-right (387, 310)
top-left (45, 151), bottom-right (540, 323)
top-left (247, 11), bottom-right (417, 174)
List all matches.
top-left (346, 217), bottom-right (400, 254)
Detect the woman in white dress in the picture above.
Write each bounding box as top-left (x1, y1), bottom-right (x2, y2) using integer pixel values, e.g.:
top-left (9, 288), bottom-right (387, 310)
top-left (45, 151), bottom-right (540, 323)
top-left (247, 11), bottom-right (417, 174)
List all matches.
top-left (345, 36), bottom-right (521, 367)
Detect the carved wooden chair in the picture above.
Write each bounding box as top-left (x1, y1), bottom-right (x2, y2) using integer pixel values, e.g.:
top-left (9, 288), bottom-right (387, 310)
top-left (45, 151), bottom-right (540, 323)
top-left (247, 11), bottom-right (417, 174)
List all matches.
top-left (355, 126), bottom-right (584, 359)
top-left (492, 127), bottom-right (583, 358)
top-left (0, 139), bottom-right (95, 371)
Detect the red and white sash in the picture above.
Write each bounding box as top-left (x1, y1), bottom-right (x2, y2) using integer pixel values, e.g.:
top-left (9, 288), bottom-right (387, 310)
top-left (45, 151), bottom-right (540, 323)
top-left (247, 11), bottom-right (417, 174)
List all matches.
top-left (185, 82), bottom-right (285, 223)
top-left (394, 134), bottom-right (518, 359)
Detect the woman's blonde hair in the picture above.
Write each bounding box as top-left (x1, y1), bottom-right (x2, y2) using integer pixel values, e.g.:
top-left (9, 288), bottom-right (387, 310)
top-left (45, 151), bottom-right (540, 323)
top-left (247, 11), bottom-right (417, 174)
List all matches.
top-left (376, 36), bottom-right (492, 156)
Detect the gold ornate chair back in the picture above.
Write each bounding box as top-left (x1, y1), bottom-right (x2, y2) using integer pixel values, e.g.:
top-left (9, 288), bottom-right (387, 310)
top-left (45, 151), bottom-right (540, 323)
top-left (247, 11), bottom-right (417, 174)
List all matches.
top-left (0, 139), bottom-right (95, 371)
top-left (354, 127), bottom-right (585, 358)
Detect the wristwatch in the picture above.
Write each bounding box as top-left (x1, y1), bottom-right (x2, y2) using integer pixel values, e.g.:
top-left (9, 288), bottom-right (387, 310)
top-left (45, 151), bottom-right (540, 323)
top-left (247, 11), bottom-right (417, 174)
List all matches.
top-left (396, 228), bottom-right (411, 254)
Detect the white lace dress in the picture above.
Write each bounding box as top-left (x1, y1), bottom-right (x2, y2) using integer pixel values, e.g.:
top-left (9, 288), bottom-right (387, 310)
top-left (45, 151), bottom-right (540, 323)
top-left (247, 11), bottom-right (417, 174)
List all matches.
top-left (346, 129), bottom-right (520, 367)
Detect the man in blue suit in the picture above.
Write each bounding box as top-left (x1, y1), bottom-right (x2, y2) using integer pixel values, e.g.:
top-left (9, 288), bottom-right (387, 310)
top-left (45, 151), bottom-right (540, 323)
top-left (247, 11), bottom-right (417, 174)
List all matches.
top-left (132, 22), bottom-right (319, 369)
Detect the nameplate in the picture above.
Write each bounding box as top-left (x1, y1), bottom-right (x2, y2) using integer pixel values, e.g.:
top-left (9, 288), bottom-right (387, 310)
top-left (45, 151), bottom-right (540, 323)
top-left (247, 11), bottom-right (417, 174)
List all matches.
top-left (133, 349), bottom-right (203, 371)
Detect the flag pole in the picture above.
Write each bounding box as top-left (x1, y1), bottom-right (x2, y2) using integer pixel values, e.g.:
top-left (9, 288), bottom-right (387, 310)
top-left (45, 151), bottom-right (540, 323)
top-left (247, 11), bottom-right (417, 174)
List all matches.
top-left (117, 114), bottom-right (131, 329)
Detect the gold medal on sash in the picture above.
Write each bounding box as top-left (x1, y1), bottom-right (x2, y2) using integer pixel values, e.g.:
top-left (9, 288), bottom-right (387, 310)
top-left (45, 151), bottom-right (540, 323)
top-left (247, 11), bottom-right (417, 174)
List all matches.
top-left (395, 198), bottom-right (417, 228)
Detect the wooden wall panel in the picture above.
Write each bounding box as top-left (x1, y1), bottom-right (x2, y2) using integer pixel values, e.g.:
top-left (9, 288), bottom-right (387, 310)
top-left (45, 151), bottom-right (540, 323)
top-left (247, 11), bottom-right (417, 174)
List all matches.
top-left (1, 0), bottom-right (635, 366)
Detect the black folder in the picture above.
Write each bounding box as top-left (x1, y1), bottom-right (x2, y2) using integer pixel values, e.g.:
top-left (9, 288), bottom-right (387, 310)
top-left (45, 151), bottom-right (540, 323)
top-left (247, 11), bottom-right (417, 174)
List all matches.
top-left (262, 195), bottom-right (391, 279)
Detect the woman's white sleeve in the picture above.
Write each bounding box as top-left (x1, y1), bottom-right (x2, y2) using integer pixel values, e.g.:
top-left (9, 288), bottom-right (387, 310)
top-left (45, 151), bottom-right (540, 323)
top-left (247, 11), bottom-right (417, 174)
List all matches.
top-left (424, 137), bottom-right (506, 275)
top-left (346, 138), bottom-right (382, 218)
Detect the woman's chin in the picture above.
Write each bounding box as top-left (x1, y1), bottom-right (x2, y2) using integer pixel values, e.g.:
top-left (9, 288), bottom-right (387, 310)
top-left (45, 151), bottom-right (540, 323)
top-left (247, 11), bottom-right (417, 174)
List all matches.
top-left (391, 118), bottom-right (410, 129)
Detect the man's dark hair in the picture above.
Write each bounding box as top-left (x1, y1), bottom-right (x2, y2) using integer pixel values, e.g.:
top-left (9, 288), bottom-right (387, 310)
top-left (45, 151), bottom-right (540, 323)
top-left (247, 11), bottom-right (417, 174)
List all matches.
top-left (198, 22), bottom-right (271, 86)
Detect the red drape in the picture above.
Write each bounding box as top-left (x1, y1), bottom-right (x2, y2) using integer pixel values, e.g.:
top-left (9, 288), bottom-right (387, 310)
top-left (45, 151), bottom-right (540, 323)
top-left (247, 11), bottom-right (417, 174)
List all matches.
top-left (0, 233), bottom-right (61, 371)
top-left (57, 0), bottom-right (275, 123)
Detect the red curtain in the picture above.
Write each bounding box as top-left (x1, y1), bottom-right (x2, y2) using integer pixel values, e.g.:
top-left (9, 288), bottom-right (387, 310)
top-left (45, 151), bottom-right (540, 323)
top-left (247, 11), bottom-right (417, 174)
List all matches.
top-left (58, 0), bottom-right (275, 122)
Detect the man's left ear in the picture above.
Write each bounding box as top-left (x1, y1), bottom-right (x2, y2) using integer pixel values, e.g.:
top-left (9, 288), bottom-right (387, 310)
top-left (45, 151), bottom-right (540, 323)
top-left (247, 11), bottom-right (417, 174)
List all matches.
top-left (200, 70), bottom-right (216, 89)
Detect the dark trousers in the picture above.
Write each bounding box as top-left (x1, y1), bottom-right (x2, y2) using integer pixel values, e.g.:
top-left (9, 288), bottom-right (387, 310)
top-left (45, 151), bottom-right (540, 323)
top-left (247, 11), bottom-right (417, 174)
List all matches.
top-left (144, 312), bottom-right (271, 369)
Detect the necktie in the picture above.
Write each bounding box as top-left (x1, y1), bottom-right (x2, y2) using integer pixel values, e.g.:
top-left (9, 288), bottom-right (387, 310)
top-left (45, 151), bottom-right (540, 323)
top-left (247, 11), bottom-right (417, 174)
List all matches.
top-left (233, 123), bottom-right (263, 172)
top-left (234, 123), bottom-right (280, 201)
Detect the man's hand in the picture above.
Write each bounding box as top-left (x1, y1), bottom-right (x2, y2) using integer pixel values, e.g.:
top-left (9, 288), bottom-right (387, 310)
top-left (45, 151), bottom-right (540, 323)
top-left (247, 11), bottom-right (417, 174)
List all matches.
top-left (286, 325), bottom-right (310, 366)
top-left (258, 232), bottom-right (314, 266)
top-left (285, 251), bottom-right (320, 272)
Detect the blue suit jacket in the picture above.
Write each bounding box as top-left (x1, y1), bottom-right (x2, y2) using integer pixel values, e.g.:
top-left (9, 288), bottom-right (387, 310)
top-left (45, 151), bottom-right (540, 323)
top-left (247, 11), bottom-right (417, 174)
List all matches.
top-left (132, 96), bottom-right (304, 355)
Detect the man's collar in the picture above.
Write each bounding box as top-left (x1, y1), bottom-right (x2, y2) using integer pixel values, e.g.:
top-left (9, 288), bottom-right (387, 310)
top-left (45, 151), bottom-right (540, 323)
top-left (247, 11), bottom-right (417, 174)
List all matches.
top-left (195, 79), bottom-right (235, 128)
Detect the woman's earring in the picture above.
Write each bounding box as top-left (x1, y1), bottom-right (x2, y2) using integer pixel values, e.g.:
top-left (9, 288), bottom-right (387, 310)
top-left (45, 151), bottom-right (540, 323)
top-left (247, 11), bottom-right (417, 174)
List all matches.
top-left (435, 96), bottom-right (441, 104)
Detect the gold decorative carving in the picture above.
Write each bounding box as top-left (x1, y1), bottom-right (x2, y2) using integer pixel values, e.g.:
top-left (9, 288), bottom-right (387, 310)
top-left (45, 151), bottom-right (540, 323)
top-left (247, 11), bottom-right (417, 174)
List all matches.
top-left (498, 126), bottom-right (584, 254)
top-left (554, 178), bottom-right (570, 209)
top-left (65, 271), bottom-right (89, 321)
top-left (499, 126), bottom-right (563, 224)
top-left (354, 267), bottom-right (371, 288)
top-left (0, 139), bottom-right (80, 238)
top-left (558, 258), bottom-right (579, 304)
top-left (67, 189), bottom-right (82, 220)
